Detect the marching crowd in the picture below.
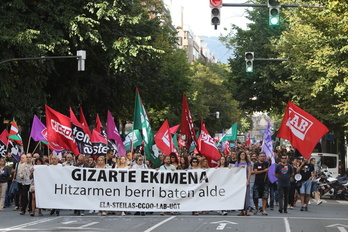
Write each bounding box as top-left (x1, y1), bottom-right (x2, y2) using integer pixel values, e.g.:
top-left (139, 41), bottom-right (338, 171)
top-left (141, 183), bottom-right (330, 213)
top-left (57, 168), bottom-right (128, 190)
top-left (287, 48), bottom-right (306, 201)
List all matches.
top-left (0, 145), bottom-right (323, 217)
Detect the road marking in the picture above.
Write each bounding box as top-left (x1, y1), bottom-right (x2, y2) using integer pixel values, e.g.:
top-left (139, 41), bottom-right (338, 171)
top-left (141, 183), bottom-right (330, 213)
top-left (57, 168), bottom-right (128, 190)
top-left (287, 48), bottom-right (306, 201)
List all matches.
top-left (61, 220), bottom-right (77, 225)
top-left (284, 218), bottom-right (291, 232)
top-left (327, 224), bottom-right (348, 228)
top-left (210, 220), bottom-right (238, 230)
top-left (338, 227), bottom-right (348, 232)
top-left (143, 216), bottom-right (176, 232)
top-left (78, 222), bottom-right (99, 228)
top-left (216, 223), bottom-right (227, 230)
top-left (0, 218), bottom-right (57, 231)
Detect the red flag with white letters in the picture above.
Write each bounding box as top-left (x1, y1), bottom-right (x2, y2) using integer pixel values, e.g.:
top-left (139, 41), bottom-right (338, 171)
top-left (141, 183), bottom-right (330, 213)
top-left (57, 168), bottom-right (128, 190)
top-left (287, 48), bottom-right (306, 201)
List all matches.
top-left (277, 101), bottom-right (329, 159)
top-left (198, 122), bottom-right (221, 162)
top-left (155, 119), bottom-right (174, 155)
top-left (244, 133), bottom-right (251, 146)
top-left (45, 105), bottom-right (79, 155)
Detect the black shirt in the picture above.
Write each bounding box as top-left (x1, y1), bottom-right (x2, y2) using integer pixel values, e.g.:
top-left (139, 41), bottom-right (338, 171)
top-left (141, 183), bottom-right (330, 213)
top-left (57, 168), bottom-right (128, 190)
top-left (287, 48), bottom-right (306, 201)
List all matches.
top-left (253, 161), bottom-right (269, 185)
top-left (300, 163), bottom-right (314, 181)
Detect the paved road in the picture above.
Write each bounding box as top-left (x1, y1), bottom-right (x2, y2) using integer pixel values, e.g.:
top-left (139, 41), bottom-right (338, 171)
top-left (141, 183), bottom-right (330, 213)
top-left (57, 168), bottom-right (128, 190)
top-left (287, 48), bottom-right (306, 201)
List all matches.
top-left (0, 197), bottom-right (347, 232)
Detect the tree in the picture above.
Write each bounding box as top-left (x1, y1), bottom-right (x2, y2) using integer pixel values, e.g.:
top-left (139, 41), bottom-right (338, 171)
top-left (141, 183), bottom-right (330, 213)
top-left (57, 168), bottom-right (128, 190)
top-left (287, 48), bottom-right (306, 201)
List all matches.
top-left (186, 59), bottom-right (242, 134)
top-left (0, 0), bottom-right (191, 129)
top-left (275, 0), bottom-right (348, 159)
top-left (220, 1), bottom-right (291, 115)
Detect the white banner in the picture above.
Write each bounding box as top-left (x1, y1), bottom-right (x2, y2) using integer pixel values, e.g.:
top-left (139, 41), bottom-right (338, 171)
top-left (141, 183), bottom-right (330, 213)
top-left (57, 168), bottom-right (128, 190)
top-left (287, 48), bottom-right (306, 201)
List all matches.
top-left (34, 166), bottom-right (246, 212)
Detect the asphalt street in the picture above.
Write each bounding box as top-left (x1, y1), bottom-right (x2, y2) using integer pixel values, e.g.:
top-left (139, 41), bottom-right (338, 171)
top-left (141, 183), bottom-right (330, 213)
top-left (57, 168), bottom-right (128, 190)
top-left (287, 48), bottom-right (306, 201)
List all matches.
top-left (0, 197), bottom-right (347, 232)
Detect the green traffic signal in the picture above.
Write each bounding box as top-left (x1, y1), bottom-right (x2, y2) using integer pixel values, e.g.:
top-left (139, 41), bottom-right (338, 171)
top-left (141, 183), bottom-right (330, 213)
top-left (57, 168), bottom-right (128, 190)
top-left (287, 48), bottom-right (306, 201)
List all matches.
top-left (245, 52), bottom-right (254, 73)
top-left (269, 8), bottom-right (280, 26)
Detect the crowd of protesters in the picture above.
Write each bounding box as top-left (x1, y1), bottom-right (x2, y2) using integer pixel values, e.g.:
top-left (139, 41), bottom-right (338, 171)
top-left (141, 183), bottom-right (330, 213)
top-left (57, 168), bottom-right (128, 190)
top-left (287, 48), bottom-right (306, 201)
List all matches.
top-left (0, 144), bottom-right (323, 217)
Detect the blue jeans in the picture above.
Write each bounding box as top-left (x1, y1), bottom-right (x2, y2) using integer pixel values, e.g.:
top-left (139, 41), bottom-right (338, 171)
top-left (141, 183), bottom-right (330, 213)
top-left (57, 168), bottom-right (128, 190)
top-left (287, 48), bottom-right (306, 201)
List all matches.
top-left (5, 180), bottom-right (12, 207)
top-left (300, 180), bottom-right (312, 194)
top-left (269, 181), bottom-right (279, 208)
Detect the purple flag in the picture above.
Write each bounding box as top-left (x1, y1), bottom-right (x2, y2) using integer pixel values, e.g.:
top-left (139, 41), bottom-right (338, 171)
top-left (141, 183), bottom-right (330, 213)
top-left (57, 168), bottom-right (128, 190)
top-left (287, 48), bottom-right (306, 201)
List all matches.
top-left (261, 121), bottom-right (278, 183)
top-left (30, 115), bottom-right (47, 142)
top-left (107, 111), bottom-right (126, 156)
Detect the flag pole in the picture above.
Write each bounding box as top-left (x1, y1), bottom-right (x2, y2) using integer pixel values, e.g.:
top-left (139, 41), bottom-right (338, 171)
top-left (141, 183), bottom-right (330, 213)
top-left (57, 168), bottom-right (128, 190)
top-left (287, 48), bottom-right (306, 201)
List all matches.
top-left (130, 128), bottom-right (135, 153)
top-left (31, 142), bottom-right (40, 154)
top-left (26, 135), bottom-right (31, 154)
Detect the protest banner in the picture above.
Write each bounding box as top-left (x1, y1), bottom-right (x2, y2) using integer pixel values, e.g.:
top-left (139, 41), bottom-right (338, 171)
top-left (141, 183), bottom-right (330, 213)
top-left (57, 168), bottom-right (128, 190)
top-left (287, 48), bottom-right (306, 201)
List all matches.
top-left (34, 166), bottom-right (246, 212)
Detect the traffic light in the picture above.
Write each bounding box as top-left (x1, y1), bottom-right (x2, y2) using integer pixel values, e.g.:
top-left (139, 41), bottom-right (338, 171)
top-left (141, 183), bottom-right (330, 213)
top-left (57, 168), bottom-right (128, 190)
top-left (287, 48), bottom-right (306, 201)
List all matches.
top-left (268, 0), bottom-right (280, 26)
top-left (77, 50), bottom-right (86, 71)
top-left (245, 52), bottom-right (254, 73)
top-left (210, 0), bottom-right (222, 29)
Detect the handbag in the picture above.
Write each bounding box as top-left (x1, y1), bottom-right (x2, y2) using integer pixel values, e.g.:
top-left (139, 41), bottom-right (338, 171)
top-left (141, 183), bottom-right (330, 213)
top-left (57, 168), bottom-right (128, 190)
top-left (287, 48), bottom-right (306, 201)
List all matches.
top-left (9, 181), bottom-right (19, 196)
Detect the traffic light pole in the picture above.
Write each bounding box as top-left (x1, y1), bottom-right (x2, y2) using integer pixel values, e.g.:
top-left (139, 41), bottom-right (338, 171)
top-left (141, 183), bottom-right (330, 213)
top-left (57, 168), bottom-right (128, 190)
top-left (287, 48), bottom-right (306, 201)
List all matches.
top-left (0, 51), bottom-right (86, 71)
top-left (0, 56), bottom-right (80, 64)
top-left (254, 58), bottom-right (288, 61)
top-left (222, 3), bottom-right (324, 8)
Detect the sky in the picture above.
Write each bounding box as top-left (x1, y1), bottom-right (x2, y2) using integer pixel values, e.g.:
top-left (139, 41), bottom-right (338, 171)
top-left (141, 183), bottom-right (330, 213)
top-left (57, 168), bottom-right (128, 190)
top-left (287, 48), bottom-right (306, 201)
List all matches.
top-left (176, 0), bottom-right (252, 37)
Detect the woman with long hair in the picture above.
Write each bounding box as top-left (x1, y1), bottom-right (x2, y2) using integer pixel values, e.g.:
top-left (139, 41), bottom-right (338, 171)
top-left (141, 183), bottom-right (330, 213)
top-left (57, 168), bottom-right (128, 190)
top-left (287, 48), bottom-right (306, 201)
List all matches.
top-left (96, 156), bottom-right (107, 216)
top-left (29, 158), bottom-right (44, 216)
top-left (235, 151), bottom-right (252, 216)
top-left (169, 153), bottom-right (179, 169)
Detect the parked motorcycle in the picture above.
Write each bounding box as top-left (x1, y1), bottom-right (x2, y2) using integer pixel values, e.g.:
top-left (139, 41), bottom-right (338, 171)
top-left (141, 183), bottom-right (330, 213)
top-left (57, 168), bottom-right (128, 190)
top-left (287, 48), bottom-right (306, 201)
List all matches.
top-left (316, 170), bottom-right (348, 200)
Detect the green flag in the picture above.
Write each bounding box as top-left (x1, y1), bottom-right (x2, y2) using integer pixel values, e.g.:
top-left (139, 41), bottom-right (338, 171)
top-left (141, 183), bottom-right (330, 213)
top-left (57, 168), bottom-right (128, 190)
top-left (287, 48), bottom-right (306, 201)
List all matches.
top-left (219, 122), bottom-right (238, 143)
top-left (133, 89), bottom-right (161, 168)
top-left (124, 129), bottom-right (142, 151)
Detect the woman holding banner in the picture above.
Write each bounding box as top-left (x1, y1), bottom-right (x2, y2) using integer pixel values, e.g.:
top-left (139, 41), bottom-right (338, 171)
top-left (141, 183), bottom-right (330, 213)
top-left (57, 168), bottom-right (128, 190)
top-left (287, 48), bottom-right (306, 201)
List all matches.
top-left (235, 151), bottom-right (252, 216)
top-left (29, 158), bottom-right (44, 216)
top-left (189, 157), bottom-right (200, 215)
top-left (96, 156), bottom-right (108, 216)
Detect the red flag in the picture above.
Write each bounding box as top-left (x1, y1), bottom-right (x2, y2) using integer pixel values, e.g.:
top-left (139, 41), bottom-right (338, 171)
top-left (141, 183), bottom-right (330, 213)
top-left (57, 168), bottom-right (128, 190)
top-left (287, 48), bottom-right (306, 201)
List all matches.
top-left (8, 120), bottom-right (23, 146)
top-left (197, 122), bottom-right (221, 162)
top-left (70, 108), bottom-right (82, 128)
top-left (178, 135), bottom-right (186, 147)
top-left (95, 114), bottom-right (106, 136)
top-left (223, 141), bottom-right (230, 156)
top-left (70, 108), bottom-right (92, 155)
top-left (244, 133), bottom-right (251, 146)
top-left (45, 105), bottom-right (79, 155)
top-left (180, 94), bottom-right (198, 151)
top-left (277, 101), bottom-right (329, 159)
top-left (79, 107), bottom-right (91, 136)
top-left (169, 124), bottom-right (180, 134)
top-left (90, 129), bottom-right (108, 157)
top-left (0, 129), bottom-right (9, 145)
top-left (0, 129), bottom-right (9, 157)
top-left (155, 119), bottom-right (174, 155)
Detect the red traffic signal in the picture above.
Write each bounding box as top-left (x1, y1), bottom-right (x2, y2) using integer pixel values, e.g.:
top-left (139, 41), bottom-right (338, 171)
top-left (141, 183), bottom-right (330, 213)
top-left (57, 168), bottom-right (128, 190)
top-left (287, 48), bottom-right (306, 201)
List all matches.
top-left (210, 0), bottom-right (222, 7)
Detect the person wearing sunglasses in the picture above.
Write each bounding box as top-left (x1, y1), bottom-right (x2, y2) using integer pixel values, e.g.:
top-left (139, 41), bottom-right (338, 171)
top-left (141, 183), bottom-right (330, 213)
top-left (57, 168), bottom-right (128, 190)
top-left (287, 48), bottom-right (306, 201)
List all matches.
top-left (275, 154), bottom-right (293, 214)
top-left (132, 155), bottom-right (147, 170)
top-left (188, 157), bottom-right (200, 215)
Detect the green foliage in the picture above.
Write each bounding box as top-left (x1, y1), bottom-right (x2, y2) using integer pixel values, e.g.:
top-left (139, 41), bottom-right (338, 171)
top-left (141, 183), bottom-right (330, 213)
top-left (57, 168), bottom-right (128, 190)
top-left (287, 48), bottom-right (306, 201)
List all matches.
top-left (276, 0), bottom-right (348, 130)
top-left (221, 1), bottom-right (291, 115)
top-left (186, 59), bottom-right (242, 134)
top-left (0, 0), bottom-right (191, 129)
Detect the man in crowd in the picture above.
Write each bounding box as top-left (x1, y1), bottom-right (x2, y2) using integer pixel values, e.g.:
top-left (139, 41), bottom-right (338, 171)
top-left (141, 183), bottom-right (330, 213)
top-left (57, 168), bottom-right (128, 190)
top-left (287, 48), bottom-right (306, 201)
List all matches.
top-left (63, 153), bottom-right (75, 166)
top-left (275, 154), bottom-right (293, 213)
top-left (253, 152), bottom-right (269, 216)
top-left (105, 149), bottom-right (115, 168)
top-left (4, 152), bottom-right (17, 208)
top-left (14, 154), bottom-right (33, 215)
top-left (297, 157), bottom-right (314, 211)
top-left (159, 155), bottom-right (176, 171)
